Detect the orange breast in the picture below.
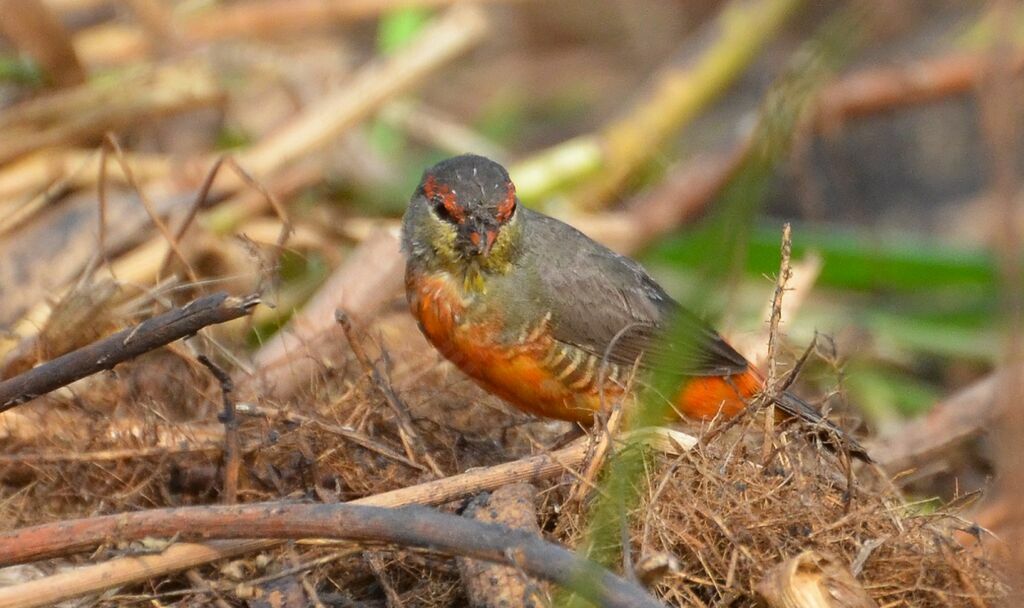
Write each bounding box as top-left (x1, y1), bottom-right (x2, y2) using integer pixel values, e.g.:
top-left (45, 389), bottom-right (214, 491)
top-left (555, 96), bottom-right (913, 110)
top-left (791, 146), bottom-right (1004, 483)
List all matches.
top-left (407, 271), bottom-right (762, 424)
top-left (407, 271), bottom-right (623, 422)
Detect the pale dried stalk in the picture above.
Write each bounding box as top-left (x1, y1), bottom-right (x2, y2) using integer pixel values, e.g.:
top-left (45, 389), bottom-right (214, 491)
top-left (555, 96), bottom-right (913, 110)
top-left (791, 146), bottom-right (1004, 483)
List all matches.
top-left (761, 223), bottom-right (793, 462)
top-left (765, 222), bottom-right (794, 390)
top-left (0, 149), bottom-right (173, 224)
top-left (756, 550), bottom-right (877, 608)
top-left (0, 59), bottom-right (222, 165)
top-left (731, 252), bottom-right (822, 369)
top-left (72, 23), bottom-right (148, 67)
top-left (508, 0), bottom-right (801, 206)
top-left (1, 5), bottom-right (487, 361)
top-left (66, 0), bottom-right (520, 66)
top-left (235, 4), bottom-right (489, 178)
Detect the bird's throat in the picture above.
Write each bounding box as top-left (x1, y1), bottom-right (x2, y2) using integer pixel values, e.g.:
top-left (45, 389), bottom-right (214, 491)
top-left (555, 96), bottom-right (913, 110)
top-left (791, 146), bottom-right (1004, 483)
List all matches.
top-left (461, 262), bottom-right (487, 294)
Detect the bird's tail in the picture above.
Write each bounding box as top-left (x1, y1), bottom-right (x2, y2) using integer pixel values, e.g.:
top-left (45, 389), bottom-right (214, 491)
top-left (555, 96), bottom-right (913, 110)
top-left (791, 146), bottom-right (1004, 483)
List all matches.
top-left (771, 390), bottom-right (872, 463)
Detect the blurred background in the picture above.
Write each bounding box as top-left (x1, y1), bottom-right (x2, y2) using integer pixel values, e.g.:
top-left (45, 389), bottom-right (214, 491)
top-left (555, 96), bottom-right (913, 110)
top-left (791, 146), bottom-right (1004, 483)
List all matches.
top-left (0, 0), bottom-right (1022, 605)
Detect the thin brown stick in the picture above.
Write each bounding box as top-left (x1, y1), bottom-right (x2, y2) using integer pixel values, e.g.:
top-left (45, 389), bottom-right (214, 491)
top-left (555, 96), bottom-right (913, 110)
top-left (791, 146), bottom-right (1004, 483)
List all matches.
top-left (564, 407), bottom-right (624, 508)
top-left (197, 355), bottom-right (239, 505)
top-left (0, 503), bottom-right (664, 608)
top-left (155, 155), bottom-right (227, 280)
top-left (184, 569), bottom-right (232, 608)
top-left (365, 552), bottom-right (402, 608)
top-left (101, 134), bottom-right (199, 284)
top-left (0, 292), bottom-right (259, 411)
top-left (238, 402), bottom-right (428, 472)
top-left (167, 155), bottom-right (293, 282)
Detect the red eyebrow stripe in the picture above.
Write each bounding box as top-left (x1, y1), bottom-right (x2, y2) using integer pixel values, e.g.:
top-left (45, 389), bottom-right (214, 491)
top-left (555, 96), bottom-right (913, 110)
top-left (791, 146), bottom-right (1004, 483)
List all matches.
top-left (495, 181), bottom-right (516, 222)
top-left (424, 175), bottom-right (465, 222)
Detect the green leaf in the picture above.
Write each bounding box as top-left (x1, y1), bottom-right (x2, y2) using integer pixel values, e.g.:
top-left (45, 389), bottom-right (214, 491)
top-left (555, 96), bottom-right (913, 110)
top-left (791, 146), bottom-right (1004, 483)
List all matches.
top-left (648, 223), bottom-right (997, 294)
top-left (844, 363), bottom-right (942, 421)
top-left (0, 54), bottom-right (44, 86)
top-left (377, 8), bottom-right (433, 55)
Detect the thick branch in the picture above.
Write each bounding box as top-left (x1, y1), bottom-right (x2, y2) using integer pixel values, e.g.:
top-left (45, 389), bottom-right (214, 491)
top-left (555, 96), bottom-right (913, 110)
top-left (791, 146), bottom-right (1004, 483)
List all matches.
top-left (0, 437), bottom-right (596, 608)
top-left (869, 371), bottom-right (1000, 474)
top-left (0, 502), bottom-right (664, 608)
top-left (817, 52), bottom-right (1024, 130)
top-left (0, 293), bottom-right (259, 411)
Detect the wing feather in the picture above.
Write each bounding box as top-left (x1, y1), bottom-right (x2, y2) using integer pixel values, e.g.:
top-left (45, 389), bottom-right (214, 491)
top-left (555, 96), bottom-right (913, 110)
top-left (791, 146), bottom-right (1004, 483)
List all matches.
top-left (525, 213), bottom-right (749, 377)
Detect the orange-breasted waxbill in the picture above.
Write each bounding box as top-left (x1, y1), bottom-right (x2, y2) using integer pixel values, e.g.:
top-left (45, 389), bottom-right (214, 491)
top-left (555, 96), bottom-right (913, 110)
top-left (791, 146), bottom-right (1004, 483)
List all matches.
top-left (401, 154), bottom-right (869, 461)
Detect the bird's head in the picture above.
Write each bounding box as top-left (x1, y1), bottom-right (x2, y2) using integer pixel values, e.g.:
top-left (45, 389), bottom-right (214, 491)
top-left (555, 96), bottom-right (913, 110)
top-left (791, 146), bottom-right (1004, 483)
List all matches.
top-left (401, 154), bottom-right (522, 281)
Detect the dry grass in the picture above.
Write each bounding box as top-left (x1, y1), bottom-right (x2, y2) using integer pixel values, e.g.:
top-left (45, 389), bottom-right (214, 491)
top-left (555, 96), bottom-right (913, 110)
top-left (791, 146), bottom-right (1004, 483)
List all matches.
top-left (0, 2), bottom-right (1014, 605)
top-left (0, 293), bottom-right (1006, 606)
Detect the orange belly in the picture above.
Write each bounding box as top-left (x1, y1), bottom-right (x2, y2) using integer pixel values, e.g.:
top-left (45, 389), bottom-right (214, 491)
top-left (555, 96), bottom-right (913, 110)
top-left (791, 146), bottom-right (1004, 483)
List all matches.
top-left (408, 272), bottom-right (762, 424)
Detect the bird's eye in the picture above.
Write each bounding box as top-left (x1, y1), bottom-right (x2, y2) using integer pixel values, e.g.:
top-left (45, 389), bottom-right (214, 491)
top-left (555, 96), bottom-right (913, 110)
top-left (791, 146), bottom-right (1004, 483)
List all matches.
top-left (432, 198), bottom-right (458, 224)
top-left (422, 176), bottom-right (465, 223)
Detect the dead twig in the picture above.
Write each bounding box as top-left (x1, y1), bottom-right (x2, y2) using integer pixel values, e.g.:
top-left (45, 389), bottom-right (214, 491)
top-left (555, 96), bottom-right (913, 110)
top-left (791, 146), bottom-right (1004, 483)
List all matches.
top-left (238, 402), bottom-right (428, 473)
top-left (816, 51), bottom-right (1024, 133)
top-left (160, 155), bottom-right (292, 281)
top-left (0, 502), bottom-right (665, 608)
top-left (100, 133), bottom-right (199, 285)
top-left (761, 223), bottom-right (793, 463)
top-left (0, 292), bottom-right (259, 411)
top-left (196, 355), bottom-right (239, 504)
top-left (365, 552), bottom-right (403, 608)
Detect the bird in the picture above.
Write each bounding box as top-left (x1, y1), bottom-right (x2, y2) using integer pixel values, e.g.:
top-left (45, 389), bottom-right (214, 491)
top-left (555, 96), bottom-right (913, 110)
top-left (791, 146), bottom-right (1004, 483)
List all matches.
top-left (401, 154), bottom-right (869, 462)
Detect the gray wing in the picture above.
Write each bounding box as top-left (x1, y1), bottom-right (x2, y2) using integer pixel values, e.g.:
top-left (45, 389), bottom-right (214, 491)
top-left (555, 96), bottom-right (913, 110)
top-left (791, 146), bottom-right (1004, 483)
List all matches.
top-left (527, 214), bottom-right (749, 377)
